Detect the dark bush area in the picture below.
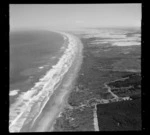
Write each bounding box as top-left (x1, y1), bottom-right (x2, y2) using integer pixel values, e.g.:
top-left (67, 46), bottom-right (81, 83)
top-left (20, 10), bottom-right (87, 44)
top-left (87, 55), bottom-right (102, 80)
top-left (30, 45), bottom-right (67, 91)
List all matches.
top-left (97, 98), bottom-right (141, 131)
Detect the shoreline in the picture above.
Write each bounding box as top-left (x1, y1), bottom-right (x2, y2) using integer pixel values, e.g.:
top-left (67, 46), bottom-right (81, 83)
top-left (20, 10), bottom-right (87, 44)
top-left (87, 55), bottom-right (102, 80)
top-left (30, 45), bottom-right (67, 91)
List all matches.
top-left (9, 32), bottom-right (83, 132)
top-left (33, 33), bottom-right (83, 132)
top-left (49, 34), bottom-right (83, 131)
top-left (9, 30), bottom-right (67, 105)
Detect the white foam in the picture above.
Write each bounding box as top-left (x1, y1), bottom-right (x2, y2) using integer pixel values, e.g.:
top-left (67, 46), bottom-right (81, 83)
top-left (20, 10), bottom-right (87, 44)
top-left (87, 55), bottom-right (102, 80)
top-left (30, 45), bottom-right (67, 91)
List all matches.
top-left (38, 66), bottom-right (44, 69)
top-left (9, 32), bottom-right (78, 132)
top-left (9, 90), bottom-right (20, 96)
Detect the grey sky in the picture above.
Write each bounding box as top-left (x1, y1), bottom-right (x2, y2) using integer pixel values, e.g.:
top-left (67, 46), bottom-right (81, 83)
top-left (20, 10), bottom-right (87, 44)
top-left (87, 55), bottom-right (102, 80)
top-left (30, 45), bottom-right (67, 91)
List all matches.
top-left (10, 4), bottom-right (141, 30)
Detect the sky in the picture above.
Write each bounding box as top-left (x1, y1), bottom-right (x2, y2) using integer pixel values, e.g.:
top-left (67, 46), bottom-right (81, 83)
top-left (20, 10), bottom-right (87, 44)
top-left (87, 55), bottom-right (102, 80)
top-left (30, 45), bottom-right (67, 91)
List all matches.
top-left (10, 4), bottom-right (141, 31)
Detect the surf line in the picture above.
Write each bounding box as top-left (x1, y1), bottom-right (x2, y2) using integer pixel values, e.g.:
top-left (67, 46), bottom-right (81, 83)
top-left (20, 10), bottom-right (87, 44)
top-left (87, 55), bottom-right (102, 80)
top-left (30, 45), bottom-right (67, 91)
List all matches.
top-left (9, 32), bottom-right (78, 132)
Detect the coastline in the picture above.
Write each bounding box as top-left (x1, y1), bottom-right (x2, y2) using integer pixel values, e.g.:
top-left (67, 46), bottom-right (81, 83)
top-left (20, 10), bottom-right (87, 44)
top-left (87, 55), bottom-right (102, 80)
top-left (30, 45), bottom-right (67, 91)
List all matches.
top-left (31, 33), bottom-right (83, 132)
top-left (9, 32), bottom-right (83, 132)
top-left (49, 34), bottom-right (83, 132)
top-left (9, 30), bottom-right (66, 106)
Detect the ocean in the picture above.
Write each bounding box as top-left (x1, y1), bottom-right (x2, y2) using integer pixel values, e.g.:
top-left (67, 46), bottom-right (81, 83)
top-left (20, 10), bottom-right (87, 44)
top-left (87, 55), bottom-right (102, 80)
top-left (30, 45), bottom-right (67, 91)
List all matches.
top-left (9, 30), bottom-right (79, 132)
top-left (9, 30), bottom-right (67, 103)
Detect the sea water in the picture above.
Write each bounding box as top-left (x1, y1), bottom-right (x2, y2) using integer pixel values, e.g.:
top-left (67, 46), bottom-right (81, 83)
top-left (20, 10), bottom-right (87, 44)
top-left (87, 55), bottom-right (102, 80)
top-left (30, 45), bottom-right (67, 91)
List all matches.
top-left (9, 31), bottom-right (78, 132)
top-left (10, 30), bottom-right (66, 103)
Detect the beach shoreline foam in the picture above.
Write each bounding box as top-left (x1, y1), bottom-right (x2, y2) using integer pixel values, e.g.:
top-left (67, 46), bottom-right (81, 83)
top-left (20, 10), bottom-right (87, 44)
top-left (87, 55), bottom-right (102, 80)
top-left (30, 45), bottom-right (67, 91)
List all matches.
top-left (9, 31), bottom-right (80, 132)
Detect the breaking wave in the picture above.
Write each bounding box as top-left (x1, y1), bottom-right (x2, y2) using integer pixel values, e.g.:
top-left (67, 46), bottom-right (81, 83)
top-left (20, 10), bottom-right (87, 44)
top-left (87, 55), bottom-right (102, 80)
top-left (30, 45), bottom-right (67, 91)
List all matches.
top-left (9, 32), bottom-right (78, 132)
top-left (9, 89), bottom-right (20, 96)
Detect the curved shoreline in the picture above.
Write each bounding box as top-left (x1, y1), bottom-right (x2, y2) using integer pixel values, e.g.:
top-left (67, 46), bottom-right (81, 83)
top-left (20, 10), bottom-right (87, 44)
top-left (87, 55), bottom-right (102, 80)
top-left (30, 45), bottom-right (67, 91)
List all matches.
top-left (9, 31), bottom-right (83, 132)
top-left (48, 34), bottom-right (83, 132)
